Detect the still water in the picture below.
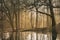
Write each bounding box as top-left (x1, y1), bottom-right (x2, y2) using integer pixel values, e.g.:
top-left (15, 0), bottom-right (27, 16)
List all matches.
top-left (0, 32), bottom-right (60, 40)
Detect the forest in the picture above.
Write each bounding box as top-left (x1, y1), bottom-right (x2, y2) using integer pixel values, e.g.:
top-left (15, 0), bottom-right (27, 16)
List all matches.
top-left (0, 0), bottom-right (60, 40)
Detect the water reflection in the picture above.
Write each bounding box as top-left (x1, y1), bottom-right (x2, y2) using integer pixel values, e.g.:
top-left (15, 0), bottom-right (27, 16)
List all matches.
top-left (0, 32), bottom-right (10, 40)
top-left (0, 32), bottom-right (60, 40)
top-left (24, 32), bottom-right (60, 40)
top-left (56, 34), bottom-right (60, 40)
top-left (21, 32), bottom-right (52, 40)
top-left (3, 32), bottom-right (10, 39)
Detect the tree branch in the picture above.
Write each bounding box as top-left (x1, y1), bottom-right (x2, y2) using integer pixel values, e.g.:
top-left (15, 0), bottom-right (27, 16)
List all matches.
top-left (29, 9), bottom-right (51, 17)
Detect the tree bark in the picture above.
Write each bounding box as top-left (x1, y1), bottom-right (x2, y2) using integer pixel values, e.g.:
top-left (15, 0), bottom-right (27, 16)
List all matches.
top-left (48, 0), bottom-right (57, 40)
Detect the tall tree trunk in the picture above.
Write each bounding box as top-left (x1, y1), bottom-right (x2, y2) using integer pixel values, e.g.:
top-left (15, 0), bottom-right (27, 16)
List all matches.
top-left (36, 7), bottom-right (38, 40)
top-left (14, 8), bottom-right (18, 40)
top-left (48, 0), bottom-right (57, 40)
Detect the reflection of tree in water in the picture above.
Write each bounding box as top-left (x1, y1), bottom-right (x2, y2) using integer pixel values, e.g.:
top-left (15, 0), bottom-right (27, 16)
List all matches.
top-left (23, 32), bottom-right (51, 40)
top-left (0, 32), bottom-right (10, 40)
top-left (3, 32), bottom-right (10, 39)
top-left (20, 23), bottom-right (60, 40)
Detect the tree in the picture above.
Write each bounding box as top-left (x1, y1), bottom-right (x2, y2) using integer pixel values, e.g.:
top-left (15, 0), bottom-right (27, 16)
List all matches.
top-left (48, 0), bottom-right (57, 40)
top-left (20, 0), bottom-right (57, 40)
top-left (1, 0), bottom-right (20, 40)
top-left (1, 0), bottom-right (59, 40)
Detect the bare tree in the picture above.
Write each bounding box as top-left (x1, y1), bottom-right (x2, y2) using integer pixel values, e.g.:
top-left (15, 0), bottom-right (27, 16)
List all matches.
top-left (1, 0), bottom-right (59, 40)
top-left (20, 0), bottom-right (57, 40)
top-left (48, 0), bottom-right (57, 40)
